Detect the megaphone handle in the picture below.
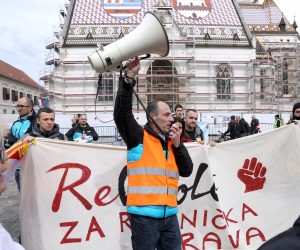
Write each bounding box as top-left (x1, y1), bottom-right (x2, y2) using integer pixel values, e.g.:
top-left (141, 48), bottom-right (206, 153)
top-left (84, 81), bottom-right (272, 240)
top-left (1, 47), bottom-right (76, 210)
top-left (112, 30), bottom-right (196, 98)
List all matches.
top-left (139, 54), bottom-right (151, 61)
top-left (121, 54), bottom-right (151, 72)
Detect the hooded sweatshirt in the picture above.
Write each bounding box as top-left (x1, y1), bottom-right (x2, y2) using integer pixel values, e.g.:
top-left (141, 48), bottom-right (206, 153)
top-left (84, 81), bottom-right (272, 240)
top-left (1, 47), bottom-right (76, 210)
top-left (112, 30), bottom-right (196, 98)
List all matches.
top-left (29, 123), bottom-right (66, 140)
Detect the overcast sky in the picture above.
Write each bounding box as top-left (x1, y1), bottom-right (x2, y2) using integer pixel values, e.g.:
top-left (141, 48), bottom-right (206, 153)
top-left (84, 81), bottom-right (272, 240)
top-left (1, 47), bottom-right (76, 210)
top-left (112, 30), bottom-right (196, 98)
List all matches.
top-left (0, 0), bottom-right (299, 84)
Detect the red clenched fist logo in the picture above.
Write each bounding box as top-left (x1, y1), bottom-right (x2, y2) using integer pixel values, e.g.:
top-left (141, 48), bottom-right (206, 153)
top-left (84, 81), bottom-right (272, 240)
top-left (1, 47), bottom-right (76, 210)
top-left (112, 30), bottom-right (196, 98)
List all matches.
top-left (237, 157), bottom-right (267, 193)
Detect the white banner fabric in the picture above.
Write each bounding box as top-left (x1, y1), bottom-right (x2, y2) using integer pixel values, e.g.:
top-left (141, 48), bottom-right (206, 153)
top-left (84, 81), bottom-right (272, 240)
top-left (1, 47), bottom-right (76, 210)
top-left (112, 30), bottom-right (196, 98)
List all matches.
top-left (19, 124), bottom-right (300, 250)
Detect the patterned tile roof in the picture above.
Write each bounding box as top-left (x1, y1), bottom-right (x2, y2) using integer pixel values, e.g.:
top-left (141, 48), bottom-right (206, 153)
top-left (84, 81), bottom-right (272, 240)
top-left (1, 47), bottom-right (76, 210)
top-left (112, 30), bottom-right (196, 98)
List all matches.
top-left (239, 0), bottom-right (295, 32)
top-left (172, 0), bottom-right (240, 26)
top-left (71, 0), bottom-right (242, 26)
top-left (64, 0), bottom-right (251, 46)
top-left (0, 60), bottom-right (41, 89)
top-left (72, 0), bottom-right (156, 24)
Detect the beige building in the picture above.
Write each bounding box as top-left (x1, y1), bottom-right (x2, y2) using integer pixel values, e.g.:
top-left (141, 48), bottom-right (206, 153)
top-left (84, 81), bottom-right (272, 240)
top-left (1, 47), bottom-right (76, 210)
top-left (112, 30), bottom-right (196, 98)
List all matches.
top-left (41, 0), bottom-right (300, 114)
top-left (0, 60), bottom-right (44, 114)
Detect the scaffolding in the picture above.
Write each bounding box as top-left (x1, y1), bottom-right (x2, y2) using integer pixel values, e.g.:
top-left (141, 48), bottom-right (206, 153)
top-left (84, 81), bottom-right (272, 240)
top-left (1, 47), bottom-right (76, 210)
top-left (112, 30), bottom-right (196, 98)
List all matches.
top-left (257, 40), bottom-right (300, 112)
top-left (40, 1), bottom-right (300, 115)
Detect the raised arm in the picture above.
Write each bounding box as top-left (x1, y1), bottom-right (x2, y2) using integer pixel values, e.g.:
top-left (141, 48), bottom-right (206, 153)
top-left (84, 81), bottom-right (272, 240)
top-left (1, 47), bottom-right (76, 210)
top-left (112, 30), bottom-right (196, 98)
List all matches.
top-left (113, 57), bottom-right (143, 149)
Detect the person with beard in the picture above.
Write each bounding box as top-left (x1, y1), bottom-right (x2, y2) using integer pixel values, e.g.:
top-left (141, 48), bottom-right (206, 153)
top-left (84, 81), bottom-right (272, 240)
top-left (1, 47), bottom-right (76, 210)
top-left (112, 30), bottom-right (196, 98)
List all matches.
top-left (114, 57), bottom-right (193, 250)
top-left (5, 97), bottom-right (36, 190)
top-left (65, 114), bottom-right (98, 143)
top-left (181, 109), bottom-right (204, 143)
top-left (25, 107), bottom-right (66, 140)
top-left (287, 102), bottom-right (300, 124)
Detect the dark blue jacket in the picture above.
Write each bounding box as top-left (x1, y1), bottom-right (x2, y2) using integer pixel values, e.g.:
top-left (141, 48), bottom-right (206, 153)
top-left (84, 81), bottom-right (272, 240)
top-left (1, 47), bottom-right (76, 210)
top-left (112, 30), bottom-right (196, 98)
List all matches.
top-left (258, 216), bottom-right (300, 250)
top-left (65, 123), bottom-right (98, 141)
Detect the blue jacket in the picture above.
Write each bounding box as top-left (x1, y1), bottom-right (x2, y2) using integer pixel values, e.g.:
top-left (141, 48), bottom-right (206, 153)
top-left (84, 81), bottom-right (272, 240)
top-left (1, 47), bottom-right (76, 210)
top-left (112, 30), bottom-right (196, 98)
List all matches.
top-left (6, 112), bottom-right (36, 148)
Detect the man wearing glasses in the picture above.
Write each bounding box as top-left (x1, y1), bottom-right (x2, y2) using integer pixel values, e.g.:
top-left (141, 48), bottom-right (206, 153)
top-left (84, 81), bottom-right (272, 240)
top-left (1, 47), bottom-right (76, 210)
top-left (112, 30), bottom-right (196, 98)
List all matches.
top-left (5, 97), bottom-right (36, 190)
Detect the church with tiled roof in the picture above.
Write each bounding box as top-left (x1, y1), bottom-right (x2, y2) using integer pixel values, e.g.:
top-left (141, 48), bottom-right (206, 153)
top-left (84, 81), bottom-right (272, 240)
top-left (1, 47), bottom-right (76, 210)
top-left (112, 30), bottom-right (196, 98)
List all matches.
top-left (41, 0), bottom-right (300, 114)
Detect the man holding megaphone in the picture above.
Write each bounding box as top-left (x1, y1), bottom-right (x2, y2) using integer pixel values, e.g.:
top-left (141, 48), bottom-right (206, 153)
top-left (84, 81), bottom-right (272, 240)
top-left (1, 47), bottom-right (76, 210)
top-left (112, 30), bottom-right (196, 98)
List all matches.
top-left (114, 57), bottom-right (193, 250)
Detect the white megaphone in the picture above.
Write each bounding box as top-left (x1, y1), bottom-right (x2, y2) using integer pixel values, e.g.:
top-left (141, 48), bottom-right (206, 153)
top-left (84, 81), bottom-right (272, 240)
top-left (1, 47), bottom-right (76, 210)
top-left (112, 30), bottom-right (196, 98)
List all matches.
top-left (88, 12), bottom-right (169, 73)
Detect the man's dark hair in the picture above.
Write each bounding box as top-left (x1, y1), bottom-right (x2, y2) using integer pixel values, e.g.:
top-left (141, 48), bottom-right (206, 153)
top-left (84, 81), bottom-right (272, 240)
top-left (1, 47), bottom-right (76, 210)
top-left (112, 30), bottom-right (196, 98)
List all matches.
top-left (275, 114), bottom-right (280, 119)
top-left (173, 117), bottom-right (184, 124)
top-left (185, 109), bottom-right (197, 115)
top-left (146, 101), bottom-right (160, 121)
top-left (174, 104), bottom-right (183, 112)
top-left (231, 115), bottom-right (235, 120)
top-left (37, 107), bottom-right (54, 118)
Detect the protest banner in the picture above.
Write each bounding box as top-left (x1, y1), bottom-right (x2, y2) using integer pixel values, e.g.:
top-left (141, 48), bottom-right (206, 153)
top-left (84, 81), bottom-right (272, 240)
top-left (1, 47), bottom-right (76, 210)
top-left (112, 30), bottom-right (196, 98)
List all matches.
top-left (19, 124), bottom-right (300, 249)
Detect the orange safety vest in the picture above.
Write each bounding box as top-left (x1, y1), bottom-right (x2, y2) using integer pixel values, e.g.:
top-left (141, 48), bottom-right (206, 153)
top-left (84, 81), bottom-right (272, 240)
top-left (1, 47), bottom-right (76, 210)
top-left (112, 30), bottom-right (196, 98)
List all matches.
top-left (127, 130), bottom-right (179, 207)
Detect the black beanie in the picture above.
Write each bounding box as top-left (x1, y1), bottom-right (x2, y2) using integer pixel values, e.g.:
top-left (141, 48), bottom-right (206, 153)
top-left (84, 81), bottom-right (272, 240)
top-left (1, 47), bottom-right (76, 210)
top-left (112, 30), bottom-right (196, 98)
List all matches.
top-left (292, 102), bottom-right (300, 120)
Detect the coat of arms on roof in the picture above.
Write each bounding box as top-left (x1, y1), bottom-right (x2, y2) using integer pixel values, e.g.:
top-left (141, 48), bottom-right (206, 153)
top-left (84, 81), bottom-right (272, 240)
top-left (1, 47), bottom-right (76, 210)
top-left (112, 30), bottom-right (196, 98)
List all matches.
top-left (103, 0), bottom-right (143, 20)
top-left (173, 0), bottom-right (212, 19)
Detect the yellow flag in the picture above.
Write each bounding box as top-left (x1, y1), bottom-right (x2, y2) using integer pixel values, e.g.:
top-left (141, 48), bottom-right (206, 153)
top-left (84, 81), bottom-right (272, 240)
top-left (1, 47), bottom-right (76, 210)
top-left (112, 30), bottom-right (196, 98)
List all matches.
top-left (5, 140), bottom-right (30, 160)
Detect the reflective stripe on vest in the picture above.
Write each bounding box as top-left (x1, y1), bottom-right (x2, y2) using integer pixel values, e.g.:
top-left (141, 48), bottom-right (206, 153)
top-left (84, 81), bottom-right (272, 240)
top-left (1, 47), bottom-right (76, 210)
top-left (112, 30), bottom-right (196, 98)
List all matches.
top-left (127, 130), bottom-right (179, 207)
top-left (128, 186), bottom-right (178, 196)
top-left (128, 167), bottom-right (179, 179)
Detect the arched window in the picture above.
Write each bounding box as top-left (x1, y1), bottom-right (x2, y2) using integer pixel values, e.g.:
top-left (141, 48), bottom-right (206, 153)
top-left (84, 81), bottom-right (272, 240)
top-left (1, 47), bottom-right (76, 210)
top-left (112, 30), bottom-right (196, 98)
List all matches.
top-left (216, 64), bottom-right (231, 99)
top-left (282, 59), bottom-right (288, 95)
top-left (146, 60), bottom-right (179, 108)
top-left (2, 87), bottom-right (10, 100)
top-left (260, 68), bottom-right (266, 99)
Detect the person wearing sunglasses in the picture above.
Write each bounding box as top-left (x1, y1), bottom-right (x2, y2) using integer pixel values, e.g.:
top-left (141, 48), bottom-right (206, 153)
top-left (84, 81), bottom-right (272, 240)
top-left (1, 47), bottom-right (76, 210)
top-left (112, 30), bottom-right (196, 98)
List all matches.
top-left (5, 97), bottom-right (36, 191)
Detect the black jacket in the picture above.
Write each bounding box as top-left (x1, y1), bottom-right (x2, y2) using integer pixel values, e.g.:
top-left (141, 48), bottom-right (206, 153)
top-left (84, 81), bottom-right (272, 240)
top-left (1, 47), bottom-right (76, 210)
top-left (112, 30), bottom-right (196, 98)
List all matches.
top-left (258, 216), bottom-right (300, 250)
top-left (65, 123), bottom-right (98, 141)
top-left (250, 118), bottom-right (259, 134)
top-left (239, 118), bottom-right (250, 135)
top-left (29, 123), bottom-right (66, 140)
top-left (224, 120), bottom-right (239, 139)
top-left (113, 77), bottom-right (193, 178)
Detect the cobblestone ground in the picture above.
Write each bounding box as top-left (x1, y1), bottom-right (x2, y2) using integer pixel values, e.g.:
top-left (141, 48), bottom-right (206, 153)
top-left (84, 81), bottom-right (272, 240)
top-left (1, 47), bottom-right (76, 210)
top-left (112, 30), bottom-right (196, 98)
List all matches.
top-left (0, 180), bottom-right (20, 242)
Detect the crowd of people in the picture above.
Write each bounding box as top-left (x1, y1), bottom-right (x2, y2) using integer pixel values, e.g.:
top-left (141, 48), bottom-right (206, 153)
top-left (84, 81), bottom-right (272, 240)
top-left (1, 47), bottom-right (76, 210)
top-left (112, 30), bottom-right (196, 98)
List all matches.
top-left (171, 103), bottom-right (291, 143)
top-left (1, 58), bottom-right (300, 249)
top-left (114, 57), bottom-right (300, 250)
top-left (4, 99), bottom-right (99, 146)
top-left (2, 99), bottom-right (99, 191)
